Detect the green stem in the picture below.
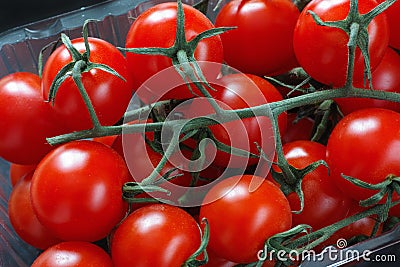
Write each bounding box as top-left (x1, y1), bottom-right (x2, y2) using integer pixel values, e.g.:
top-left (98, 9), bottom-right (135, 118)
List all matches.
top-left (71, 60), bottom-right (101, 129)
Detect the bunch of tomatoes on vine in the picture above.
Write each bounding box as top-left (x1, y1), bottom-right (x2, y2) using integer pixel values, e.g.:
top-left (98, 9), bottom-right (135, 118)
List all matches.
top-left (1, 0), bottom-right (400, 266)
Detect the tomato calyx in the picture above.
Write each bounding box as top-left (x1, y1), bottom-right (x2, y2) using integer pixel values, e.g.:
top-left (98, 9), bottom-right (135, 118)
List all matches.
top-left (121, 0), bottom-right (234, 113)
top-left (307, 0), bottom-right (395, 88)
top-left (342, 173), bottom-right (400, 222)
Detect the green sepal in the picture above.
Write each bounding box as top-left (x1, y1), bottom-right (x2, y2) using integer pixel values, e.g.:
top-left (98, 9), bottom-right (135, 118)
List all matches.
top-left (183, 218), bottom-right (210, 267)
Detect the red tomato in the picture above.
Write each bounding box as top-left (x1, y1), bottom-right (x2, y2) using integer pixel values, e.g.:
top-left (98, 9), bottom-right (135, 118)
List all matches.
top-left (183, 73), bottom-right (286, 169)
top-left (282, 113), bottom-right (314, 144)
top-left (271, 140), bottom-right (352, 230)
top-left (125, 2), bottom-right (223, 103)
top-left (326, 108), bottom-right (400, 201)
top-left (336, 47), bottom-right (400, 114)
top-left (111, 204), bottom-right (201, 267)
top-left (30, 140), bottom-right (130, 242)
top-left (8, 172), bottom-right (61, 250)
top-left (389, 201), bottom-right (400, 217)
top-left (377, 0), bottom-right (400, 49)
top-left (41, 37), bottom-right (133, 131)
top-left (215, 0), bottom-right (300, 76)
top-left (0, 72), bottom-right (64, 164)
top-left (293, 0), bottom-right (389, 87)
top-left (199, 175), bottom-right (292, 263)
top-left (31, 241), bottom-right (113, 267)
top-left (9, 163), bottom-right (36, 186)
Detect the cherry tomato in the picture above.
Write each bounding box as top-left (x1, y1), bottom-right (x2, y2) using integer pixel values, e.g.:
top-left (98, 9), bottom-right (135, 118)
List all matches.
top-left (377, 0), bottom-right (400, 50)
top-left (184, 73), bottom-right (286, 169)
top-left (41, 37), bottom-right (133, 131)
top-left (31, 241), bottom-right (113, 267)
top-left (271, 140), bottom-right (352, 230)
top-left (8, 172), bottom-right (61, 250)
top-left (113, 133), bottom-right (194, 206)
top-left (9, 163), bottom-right (36, 186)
top-left (326, 108), bottom-right (400, 201)
top-left (125, 2), bottom-right (223, 103)
top-left (0, 72), bottom-right (64, 164)
top-left (293, 0), bottom-right (389, 87)
top-left (389, 201), bottom-right (400, 218)
top-left (30, 140), bottom-right (130, 242)
top-left (92, 135), bottom-right (118, 147)
top-left (336, 47), bottom-right (400, 114)
top-left (199, 175), bottom-right (292, 263)
top-left (215, 0), bottom-right (300, 76)
top-left (111, 204), bottom-right (201, 267)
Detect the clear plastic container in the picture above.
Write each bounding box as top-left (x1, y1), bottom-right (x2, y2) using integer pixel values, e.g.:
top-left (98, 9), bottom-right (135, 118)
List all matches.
top-left (0, 0), bottom-right (399, 266)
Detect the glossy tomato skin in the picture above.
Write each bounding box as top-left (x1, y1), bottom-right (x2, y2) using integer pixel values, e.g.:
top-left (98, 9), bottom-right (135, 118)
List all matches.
top-left (215, 0), bottom-right (300, 76)
top-left (336, 47), bottom-right (400, 115)
top-left (9, 163), bottom-right (36, 186)
top-left (185, 73), bottom-right (286, 169)
top-left (199, 175), bottom-right (292, 263)
top-left (326, 108), bottom-right (400, 201)
top-left (8, 172), bottom-right (61, 250)
top-left (272, 141), bottom-right (352, 230)
top-left (31, 241), bottom-right (113, 267)
top-left (31, 140), bottom-right (130, 242)
top-left (377, 0), bottom-right (400, 49)
top-left (294, 0), bottom-right (389, 87)
top-left (111, 204), bottom-right (201, 267)
top-left (42, 37), bottom-right (133, 131)
top-left (0, 72), bottom-right (64, 164)
top-left (125, 2), bottom-right (223, 103)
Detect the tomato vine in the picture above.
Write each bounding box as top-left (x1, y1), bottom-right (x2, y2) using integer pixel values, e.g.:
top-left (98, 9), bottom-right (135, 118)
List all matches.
top-left (39, 0), bottom-right (400, 266)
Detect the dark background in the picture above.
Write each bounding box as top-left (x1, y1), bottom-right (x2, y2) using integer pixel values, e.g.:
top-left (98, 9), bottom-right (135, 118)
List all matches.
top-left (0, 0), bottom-right (109, 33)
